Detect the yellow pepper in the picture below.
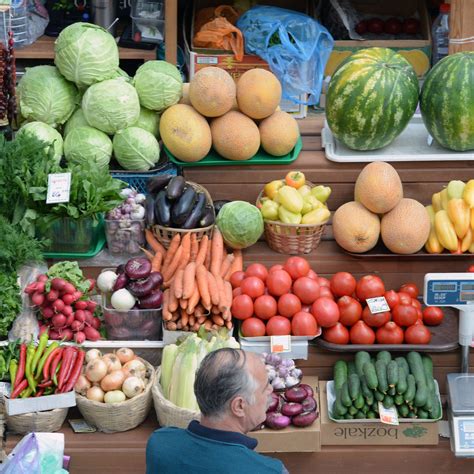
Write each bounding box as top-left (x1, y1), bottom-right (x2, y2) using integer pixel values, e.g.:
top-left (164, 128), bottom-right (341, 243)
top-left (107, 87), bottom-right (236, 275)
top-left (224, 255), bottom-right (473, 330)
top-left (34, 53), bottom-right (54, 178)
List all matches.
top-left (425, 205), bottom-right (443, 253)
top-left (447, 198), bottom-right (470, 239)
top-left (302, 195), bottom-right (323, 214)
top-left (278, 186), bottom-right (304, 214)
top-left (301, 207), bottom-right (330, 225)
top-left (311, 185), bottom-right (332, 204)
top-left (297, 185), bottom-right (312, 198)
top-left (440, 188), bottom-right (449, 210)
top-left (463, 180), bottom-right (474, 208)
top-left (278, 206), bottom-right (301, 224)
top-left (462, 227), bottom-right (472, 253)
top-left (435, 210), bottom-right (459, 252)
top-left (432, 192), bottom-right (443, 213)
top-left (260, 200), bottom-right (279, 221)
top-left (447, 180), bottom-right (465, 200)
top-left (264, 180), bottom-right (284, 200)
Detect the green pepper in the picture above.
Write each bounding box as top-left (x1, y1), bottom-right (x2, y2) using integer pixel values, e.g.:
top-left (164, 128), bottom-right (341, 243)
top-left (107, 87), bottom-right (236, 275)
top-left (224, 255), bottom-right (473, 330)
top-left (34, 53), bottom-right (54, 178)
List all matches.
top-left (20, 387), bottom-right (33, 398)
top-left (9, 359), bottom-right (17, 387)
top-left (260, 200), bottom-right (279, 221)
top-left (31, 330), bottom-right (49, 376)
top-left (35, 341), bottom-right (59, 380)
top-left (311, 185), bottom-right (332, 203)
top-left (277, 186), bottom-right (304, 214)
top-left (0, 354), bottom-right (7, 380)
top-left (26, 344), bottom-right (37, 392)
top-left (278, 206), bottom-right (302, 224)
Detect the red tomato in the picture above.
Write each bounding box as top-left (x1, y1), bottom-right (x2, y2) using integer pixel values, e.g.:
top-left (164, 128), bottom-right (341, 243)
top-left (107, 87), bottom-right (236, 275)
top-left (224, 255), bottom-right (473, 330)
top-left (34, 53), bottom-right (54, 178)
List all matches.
top-left (422, 306), bottom-right (444, 326)
top-left (376, 322), bottom-right (404, 344)
top-left (367, 17), bottom-right (384, 34)
top-left (404, 324), bottom-right (432, 344)
top-left (414, 318), bottom-right (424, 326)
top-left (350, 320), bottom-right (376, 344)
top-left (301, 304), bottom-right (312, 313)
top-left (318, 277), bottom-right (331, 288)
top-left (397, 291), bottom-right (412, 305)
top-left (400, 283), bottom-right (419, 299)
top-left (323, 323), bottom-right (350, 345)
top-left (269, 264), bottom-right (284, 273)
top-left (230, 271), bottom-right (246, 289)
top-left (402, 18), bottom-right (420, 35)
top-left (253, 295), bottom-right (277, 320)
top-left (241, 317), bottom-right (266, 337)
top-left (392, 303), bottom-right (418, 327)
top-left (384, 290), bottom-right (400, 310)
top-left (266, 270), bottom-right (292, 297)
top-left (240, 277), bottom-right (265, 299)
top-left (283, 257), bottom-right (310, 280)
top-left (356, 275), bottom-right (386, 302)
top-left (319, 287), bottom-right (335, 300)
top-left (292, 277), bottom-right (320, 304)
top-left (337, 296), bottom-right (362, 327)
top-left (277, 294), bottom-right (302, 318)
top-left (384, 17), bottom-right (402, 35)
top-left (330, 272), bottom-right (357, 298)
top-left (291, 312), bottom-right (318, 336)
top-left (362, 306), bottom-right (391, 328)
top-left (411, 299), bottom-right (422, 311)
top-left (245, 263), bottom-right (268, 283)
top-left (266, 316), bottom-right (291, 336)
top-left (231, 294), bottom-right (254, 320)
top-left (415, 307), bottom-right (423, 320)
top-left (311, 297), bottom-right (340, 328)
top-left (307, 270), bottom-right (319, 281)
top-left (233, 287), bottom-right (242, 297)
top-left (355, 20), bottom-right (368, 35)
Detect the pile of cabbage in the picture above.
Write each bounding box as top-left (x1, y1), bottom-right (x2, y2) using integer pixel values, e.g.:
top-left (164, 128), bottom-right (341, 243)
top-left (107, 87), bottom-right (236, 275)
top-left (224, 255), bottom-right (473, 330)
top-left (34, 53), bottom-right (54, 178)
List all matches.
top-left (16, 23), bottom-right (183, 172)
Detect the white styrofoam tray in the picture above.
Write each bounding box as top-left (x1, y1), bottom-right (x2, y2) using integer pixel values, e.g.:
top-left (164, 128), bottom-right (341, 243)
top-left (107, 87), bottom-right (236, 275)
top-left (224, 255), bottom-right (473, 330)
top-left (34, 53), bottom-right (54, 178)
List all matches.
top-left (322, 115), bottom-right (474, 162)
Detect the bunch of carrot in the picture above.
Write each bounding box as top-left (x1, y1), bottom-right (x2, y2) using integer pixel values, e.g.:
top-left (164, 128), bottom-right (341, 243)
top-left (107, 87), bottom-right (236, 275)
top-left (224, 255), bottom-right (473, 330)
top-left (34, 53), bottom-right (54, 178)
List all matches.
top-left (144, 229), bottom-right (243, 332)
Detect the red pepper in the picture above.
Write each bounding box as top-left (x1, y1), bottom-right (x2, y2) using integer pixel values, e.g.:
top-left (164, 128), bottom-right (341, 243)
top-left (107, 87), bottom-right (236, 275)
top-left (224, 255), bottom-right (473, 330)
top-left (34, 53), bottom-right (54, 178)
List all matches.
top-left (62, 349), bottom-right (78, 389)
top-left (14, 344), bottom-right (26, 389)
top-left (42, 347), bottom-right (61, 381)
top-left (48, 348), bottom-right (63, 385)
top-left (62, 350), bottom-right (85, 393)
top-left (58, 347), bottom-right (75, 390)
top-left (35, 388), bottom-right (45, 397)
top-left (38, 380), bottom-right (53, 388)
top-left (10, 379), bottom-right (28, 399)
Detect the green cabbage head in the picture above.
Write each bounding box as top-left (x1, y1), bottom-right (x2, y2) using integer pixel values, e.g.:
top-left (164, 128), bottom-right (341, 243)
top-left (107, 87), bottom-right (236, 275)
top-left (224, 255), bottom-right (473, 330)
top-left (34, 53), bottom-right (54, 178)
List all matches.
top-left (133, 60), bottom-right (183, 111)
top-left (63, 108), bottom-right (89, 136)
top-left (216, 201), bottom-right (263, 249)
top-left (82, 79), bottom-right (140, 134)
top-left (17, 122), bottom-right (64, 163)
top-left (18, 65), bottom-right (78, 127)
top-left (134, 107), bottom-right (160, 138)
top-left (64, 126), bottom-right (113, 171)
top-left (54, 22), bottom-right (119, 88)
top-left (113, 127), bottom-right (160, 171)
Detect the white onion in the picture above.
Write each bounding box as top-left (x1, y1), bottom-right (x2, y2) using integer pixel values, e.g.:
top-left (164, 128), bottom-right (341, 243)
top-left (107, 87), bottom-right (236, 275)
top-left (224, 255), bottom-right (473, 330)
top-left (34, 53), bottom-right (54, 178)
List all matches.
top-left (111, 288), bottom-right (135, 311)
top-left (97, 270), bottom-right (118, 293)
top-left (104, 390), bottom-right (126, 404)
top-left (122, 376), bottom-right (145, 399)
top-left (100, 369), bottom-right (127, 392)
top-left (85, 359), bottom-right (108, 383)
top-left (74, 375), bottom-right (91, 396)
top-left (123, 359), bottom-right (146, 379)
top-left (86, 386), bottom-right (105, 403)
top-left (103, 354), bottom-right (122, 373)
top-left (116, 347), bottom-right (135, 364)
top-left (85, 348), bottom-right (102, 364)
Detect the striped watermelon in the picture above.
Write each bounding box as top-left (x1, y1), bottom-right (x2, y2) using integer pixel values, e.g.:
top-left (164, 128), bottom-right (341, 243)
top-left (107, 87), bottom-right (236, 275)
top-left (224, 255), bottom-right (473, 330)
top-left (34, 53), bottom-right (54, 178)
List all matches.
top-left (326, 48), bottom-right (419, 151)
top-left (420, 52), bottom-right (474, 152)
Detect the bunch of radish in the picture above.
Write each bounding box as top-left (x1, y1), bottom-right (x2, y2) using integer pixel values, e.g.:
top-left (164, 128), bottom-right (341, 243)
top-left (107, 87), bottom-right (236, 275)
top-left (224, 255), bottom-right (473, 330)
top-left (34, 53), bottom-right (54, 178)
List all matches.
top-left (25, 274), bottom-right (101, 343)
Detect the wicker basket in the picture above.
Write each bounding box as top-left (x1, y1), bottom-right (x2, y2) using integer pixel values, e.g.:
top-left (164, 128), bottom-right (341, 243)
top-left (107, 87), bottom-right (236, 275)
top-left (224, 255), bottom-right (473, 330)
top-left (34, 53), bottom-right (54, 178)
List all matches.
top-left (257, 184), bottom-right (327, 255)
top-left (6, 408), bottom-right (68, 434)
top-left (152, 367), bottom-right (200, 429)
top-left (75, 359), bottom-right (155, 433)
top-left (152, 181), bottom-right (215, 248)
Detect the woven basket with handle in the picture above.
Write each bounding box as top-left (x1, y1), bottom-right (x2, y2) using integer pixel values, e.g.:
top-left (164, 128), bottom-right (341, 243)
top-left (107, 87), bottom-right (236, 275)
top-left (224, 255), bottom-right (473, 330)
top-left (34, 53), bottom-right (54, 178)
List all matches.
top-left (6, 408), bottom-right (68, 434)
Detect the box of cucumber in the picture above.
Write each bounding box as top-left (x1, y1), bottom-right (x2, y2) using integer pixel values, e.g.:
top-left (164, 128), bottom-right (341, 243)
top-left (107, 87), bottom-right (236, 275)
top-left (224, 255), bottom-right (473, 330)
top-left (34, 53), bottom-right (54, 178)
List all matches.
top-left (319, 351), bottom-right (441, 445)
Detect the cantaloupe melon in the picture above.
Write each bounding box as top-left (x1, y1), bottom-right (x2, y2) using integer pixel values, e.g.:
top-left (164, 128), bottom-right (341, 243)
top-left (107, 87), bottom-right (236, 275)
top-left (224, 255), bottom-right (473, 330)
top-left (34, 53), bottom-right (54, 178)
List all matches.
top-left (179, 83), bottom-right (191, 105)
top-left (237, 69), bottom-right (282, 119)
top-left (159, 104), bottom-right (212, 162)
top-left (259, 111), bottom-right (300, 156)
top-left (189, 67), bottom-right (236, 117)
top-left (355, 161), bottom-right (403, 214)
top-left (381, 198), bottom-right (430, 254)
top-left (211, 111), bottom-right (260, 161)
top-left (333, 201), bottom-right (381, 253)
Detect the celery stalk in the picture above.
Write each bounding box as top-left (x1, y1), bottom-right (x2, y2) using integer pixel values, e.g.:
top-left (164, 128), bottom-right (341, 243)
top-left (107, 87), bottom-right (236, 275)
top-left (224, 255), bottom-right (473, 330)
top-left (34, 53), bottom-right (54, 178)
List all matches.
top-left (176, 345), bottom-right (198, 410)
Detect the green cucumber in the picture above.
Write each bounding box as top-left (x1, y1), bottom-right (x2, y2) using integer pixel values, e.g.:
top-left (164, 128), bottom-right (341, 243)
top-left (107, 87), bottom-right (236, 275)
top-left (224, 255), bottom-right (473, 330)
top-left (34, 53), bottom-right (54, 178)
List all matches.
top-left (363, 362), bottom-right (378, 390)
top-left (334, 360), bottom-right (348, 393)
top-left (430, 392), bottom-right (441, 420)
top-left (414, 381), bottom-right (428, 407)
top-left (383, 395), bottom-right (394, 409)
top-left (374, 390), bottom-right (384, 402)
top-left (375, 360), bottom-right (388, 393)
top-left (361, 404), bottom-right (369, 415)
top-left (387, 360), bottom-right (399, 387)
top-left (348, 373), bottom-right (361, 400)
top-left (344, 413), bottom-right (355, 420)
top-left (396, 366), bottom-right (408, 395)
top-left (376, 351), bottom-right (392, 365)
top-left (394, 393), bottom-right (404, 406)
top-left (341, 382), bottom-right (352, 407)
top-left (405, 374), bottom-right (416, 403)
top-left (348, 361), bottom-right (357, 377)
top-left (365, 391), bottom-right (374, 406)
top-left (398, 404), bottom-right (409, 418)
top-left (423, 390), bottom-right (433, 412)
top-left (388, 386), bottom-right (397, 396)
top-left (355, 351), bottom-right (371, 378)
top-left (334, 395), bottom-right (348, 416)
top-left (418, 409), bottom-right (429, 419)
top-left (360, 376), bottom-right (372, 399)
top-left (372, 402), bottom-right (380, 414)
top-left (408, 411), bottom-right (417, 419)
top-left (354, 393), bottom-right (365, 409)
top-left (349, 405), bottom-right (358, 416)
top-left (355, 410), bottom-right (366, 419)
top-left (407, 351), bottom-right (427, 385)
top-left (422, 355), bottom-right (435, 393)
top-left (395, 357), bottom-right (410, 376)
top-left (367, 411), bottom-right (377, 419)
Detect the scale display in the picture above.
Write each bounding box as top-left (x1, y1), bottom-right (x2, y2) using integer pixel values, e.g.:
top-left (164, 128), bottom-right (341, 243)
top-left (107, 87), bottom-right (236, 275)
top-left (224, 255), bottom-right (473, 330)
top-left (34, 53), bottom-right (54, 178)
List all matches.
top-left (425, 274), bottom-right (474, 306)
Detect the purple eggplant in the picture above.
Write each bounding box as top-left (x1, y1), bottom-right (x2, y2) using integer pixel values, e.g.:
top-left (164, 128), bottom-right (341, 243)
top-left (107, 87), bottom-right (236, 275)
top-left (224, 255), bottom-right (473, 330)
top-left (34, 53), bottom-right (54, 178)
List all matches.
top-left (138, 290), bottom-right (163, 309)
top-left (301, 396), bottom-right (317, 413)
top-left (127, 272), bottom-right (163, 297)
top-left (125, 257), bottom-right (152, 280)
top-left (281, 402), bottom-right (304, 417)
top-left (284, 386), bottom-right (308, 403)
top-left (291, 410), bottom-right (318, 427)
top-left (113, 272), bottom-right (129, 291)
top-left (265, 412), bottom-right (291, 430)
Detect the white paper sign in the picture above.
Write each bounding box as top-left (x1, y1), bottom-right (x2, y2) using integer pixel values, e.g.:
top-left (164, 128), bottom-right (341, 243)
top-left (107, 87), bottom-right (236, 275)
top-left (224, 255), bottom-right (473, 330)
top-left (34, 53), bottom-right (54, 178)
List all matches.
top-left (270, 335), bottom-right (291, 353)
top-left (366, 296), bottom-right (390, 314)
top-left (378, 402), bottom-right (399, 425)
top-left (47, 173), bottom-right (71, 204)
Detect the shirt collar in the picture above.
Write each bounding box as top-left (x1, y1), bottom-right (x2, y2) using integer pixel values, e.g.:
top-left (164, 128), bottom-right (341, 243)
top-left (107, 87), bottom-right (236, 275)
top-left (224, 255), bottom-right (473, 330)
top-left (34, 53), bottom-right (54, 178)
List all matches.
top-left (187, 420), bottom-right (258, 450)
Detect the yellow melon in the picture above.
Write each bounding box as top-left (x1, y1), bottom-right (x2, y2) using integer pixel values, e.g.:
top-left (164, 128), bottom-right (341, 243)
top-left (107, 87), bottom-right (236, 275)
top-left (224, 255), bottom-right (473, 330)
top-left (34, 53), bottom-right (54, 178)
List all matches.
top-left (381, 198), bottom-right (430, 254)
top-left (237, 69), bottom-right (282, 119)
top-left (259, 111), bottom-right (300, 156)
top-left (333, 201), bottom-right (381, 253)
top-left (355, 161), bottom-right (403, 214)
top-left (211, 111), bottom-right (260, 161)
top-left (189, 67), bottom-right (236, 117)
top-left (159, 104), bottom-right (212, 162)
top-left (179, 83), bottom-right (191, 105)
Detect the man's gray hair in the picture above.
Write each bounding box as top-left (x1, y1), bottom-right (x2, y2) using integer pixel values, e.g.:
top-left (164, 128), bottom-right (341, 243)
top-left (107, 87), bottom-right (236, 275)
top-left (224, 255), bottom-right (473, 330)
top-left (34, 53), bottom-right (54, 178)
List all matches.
top-left (194, 348), bottom-right (258, 418)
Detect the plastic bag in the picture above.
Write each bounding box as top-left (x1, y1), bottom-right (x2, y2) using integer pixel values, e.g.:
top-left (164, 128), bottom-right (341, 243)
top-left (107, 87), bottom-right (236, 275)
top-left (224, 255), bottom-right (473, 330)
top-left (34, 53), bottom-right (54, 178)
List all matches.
top-left (237, 6), bottom-right (334, 105)
top-left (320, 0), bottom-right (364, 41)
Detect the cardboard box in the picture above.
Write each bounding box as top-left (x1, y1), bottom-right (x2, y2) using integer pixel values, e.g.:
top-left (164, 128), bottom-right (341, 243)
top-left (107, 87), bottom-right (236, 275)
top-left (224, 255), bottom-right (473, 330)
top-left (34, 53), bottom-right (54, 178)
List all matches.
top-left (319, 381), bottom-right (439, 446)
top-left (5, 390), bottom-right (76, 416)
top-left (248, 376), bottom-right (321, 452)
top-left (184, 0), bottom-right (310, 118)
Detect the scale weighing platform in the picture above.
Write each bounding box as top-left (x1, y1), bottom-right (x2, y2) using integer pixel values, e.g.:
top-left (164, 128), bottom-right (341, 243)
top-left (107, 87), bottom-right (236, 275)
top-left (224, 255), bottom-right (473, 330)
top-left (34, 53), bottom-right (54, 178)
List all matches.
top-left (424, 273), bottom-right (474, 458)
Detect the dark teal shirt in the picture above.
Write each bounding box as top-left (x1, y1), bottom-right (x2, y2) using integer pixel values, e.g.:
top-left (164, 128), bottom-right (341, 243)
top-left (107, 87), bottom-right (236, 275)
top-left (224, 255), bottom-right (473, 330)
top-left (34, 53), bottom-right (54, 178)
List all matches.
top-left (146, 421), bottom-right (287, 474)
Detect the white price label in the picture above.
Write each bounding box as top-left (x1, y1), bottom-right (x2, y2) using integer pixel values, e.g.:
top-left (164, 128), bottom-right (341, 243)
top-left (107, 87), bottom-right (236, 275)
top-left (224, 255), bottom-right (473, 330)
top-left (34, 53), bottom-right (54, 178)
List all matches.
top-left (366, 296), bottom-right (390, 314)
top-left (46, 173), bottom-right (71, 204)
top-left (270, 335), bottom-right (291, 353)
top-left (378, 402), bottom-right (399, 426)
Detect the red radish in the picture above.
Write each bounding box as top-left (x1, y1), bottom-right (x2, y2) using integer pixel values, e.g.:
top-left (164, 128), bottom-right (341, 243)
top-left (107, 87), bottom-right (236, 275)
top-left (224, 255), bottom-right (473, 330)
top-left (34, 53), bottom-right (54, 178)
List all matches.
top-left (52, 299), bottom-right (65, 313)
top-left (87, 279), bottom-right (96, 291)
top-left (62, 305), bottom-right (73, 316)
top-left (37, 274), bottom-right (48, 282)
top-left (51, 278), bottom-right (67, 291)
top-left (42, 307), bottom-right (54, 319)
top-left (62, 294), bottom-right (75, 305)
top-left (72, 291), bottom-right (83, 302)
top-left (31, 292), bottom-right (45, 306)
top-left (87, 301), bottom-right (97, 312)
top-left (63, 282), bottom-right (76, 294)
top-left (91, 318), bottom-right (101, 330)
top-left (46, 290), bottom-right (59, 302)
top-left (74, 331), bottom-right (86, 344)
top-left (35, 282), bottom-right (45, 293)
top-left (75, 310), bottom-right (86, 323)
top-left (84, 327), bottom-right (101, 341)
top-left (84, 311), bottom-right (94, 326)
top-left (52, 313), bottom-right (66, 328)
top-left (71, 320), bottom-right (84, 332)
top-left (65, 313), bottom-right (75, 326)
top-left (49, 330), bottom-right (60, 339)
top-left (75, 301), bottom-right (88, 310)
top-left (61, 328), bottom-right (73, 341)
top-left (25, 282), bottom-right (38, 294)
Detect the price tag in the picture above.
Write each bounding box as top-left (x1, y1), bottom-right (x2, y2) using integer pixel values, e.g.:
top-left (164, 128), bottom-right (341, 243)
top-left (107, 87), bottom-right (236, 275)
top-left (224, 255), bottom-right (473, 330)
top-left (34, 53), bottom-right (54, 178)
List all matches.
top-left (366, 296), bottom-right (390, 314)
top-left (378, 402), bottom-right (399, 425)
top-left (46, 173), bottom-right (71, 204)
top-left (68, 419), bottom-right (97, 433)
top-left (270, 335), bottom-right (291, 353)
top-left (0, 382), bottom-right (10, 397)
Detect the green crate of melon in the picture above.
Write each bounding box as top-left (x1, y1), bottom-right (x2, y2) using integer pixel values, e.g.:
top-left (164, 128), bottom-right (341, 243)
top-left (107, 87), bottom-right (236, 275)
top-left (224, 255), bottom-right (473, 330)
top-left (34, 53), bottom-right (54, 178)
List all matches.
top-left (329, 351), bottom-right (442, 421)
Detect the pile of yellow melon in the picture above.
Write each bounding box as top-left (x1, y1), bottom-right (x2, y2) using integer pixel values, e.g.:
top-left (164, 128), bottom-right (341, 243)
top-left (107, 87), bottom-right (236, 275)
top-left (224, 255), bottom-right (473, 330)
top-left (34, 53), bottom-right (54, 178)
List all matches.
top-left (159, 67), bottom-right (300, 162)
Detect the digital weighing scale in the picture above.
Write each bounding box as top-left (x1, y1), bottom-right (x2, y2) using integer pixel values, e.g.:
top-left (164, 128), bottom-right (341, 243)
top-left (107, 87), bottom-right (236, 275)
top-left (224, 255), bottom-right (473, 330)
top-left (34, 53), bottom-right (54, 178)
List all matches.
top-left (424, 273), bottom-right (474, 457)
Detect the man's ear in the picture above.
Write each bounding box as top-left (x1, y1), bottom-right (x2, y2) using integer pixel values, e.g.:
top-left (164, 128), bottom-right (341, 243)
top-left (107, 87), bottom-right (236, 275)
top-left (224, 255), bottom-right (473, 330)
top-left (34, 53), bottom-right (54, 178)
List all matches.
top-left (229, 396), bottom-right (246, 418)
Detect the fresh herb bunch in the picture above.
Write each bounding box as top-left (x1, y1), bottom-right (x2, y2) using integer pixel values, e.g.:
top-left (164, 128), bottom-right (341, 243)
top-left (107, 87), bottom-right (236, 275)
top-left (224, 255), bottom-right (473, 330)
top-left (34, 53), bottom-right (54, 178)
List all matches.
top-left (0, 273), bottom-right (21, 338)
top-left (0, 340), bottom-right (19, 381)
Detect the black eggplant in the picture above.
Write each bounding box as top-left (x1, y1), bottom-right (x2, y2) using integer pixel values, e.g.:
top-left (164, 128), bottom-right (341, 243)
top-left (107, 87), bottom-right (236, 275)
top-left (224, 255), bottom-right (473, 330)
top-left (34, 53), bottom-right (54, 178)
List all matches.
top-left (155, 190), bottom-right (172, 226)
top-left (166, 176), bottom-right (186, 200)
top-left (199, 207), bottom-right (215, 228)
top-left (213, 200), bottom-right (231, 216)
top-left (145, 195), bottom-right (155, 227)
top-left (171, 186), bottom-right (196, 226)
top-left (147, 174), bottom-right (172, 194)
top-left (182, 193), bottom-right (207, 229)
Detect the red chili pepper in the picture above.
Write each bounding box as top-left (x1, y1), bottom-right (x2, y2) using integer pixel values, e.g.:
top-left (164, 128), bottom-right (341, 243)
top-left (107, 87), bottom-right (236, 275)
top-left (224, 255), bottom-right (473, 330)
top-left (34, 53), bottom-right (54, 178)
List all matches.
top-left (48, 348), bottom-right (63, 385)
top-left (62, 349), bottom-right (78, 390)
top-left (42, 347), bottom-right (61, 381)
top-left (35, 388), bottom-right (45, 397)
top-left (58, 347), bottom-right (75, 390)
top-left (62, 350), bottom-right (85, 393)
top-left (14, 344), bottom-right (26, 389)
top-left (38, 380), bottom-right (53, 388)
top-left (10, 379), bottom-right (28, 399)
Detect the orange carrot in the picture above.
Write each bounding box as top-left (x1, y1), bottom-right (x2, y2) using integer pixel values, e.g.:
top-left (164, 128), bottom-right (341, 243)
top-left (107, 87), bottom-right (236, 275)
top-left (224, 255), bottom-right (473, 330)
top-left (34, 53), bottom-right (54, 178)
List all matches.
top-left (141, 247), bottom-right (156, 262)
top-left (210, 228), bottom-right (224, 276)
top-left (183, 262), bottom-right (197, 299)
top-left (145, 229), bottom-right (166, 256)
top-left (223, 255), bottom-right (235, 280)
top-left (187, 280), bottom-right (201, 315)
top-left (196, 265), bottom-right (211, 310)
top-left (180, 298), bottom-right (188, 310)
top-left (180, 308), bottom-right (189, 328)
top-left (212, 314), bottom-right (225, 326)
top-left (215, 274), bottom-right (226, 313)
top-left (197, 316), bottom-right (207, 325)
top-left (223, 281), bottom-right (233, 321)
top-left (163, 234), bottom-right (181, 269)
top-left (174, 269), bottom-right (184, 300)
top-left (151, 251), bottom-right (163, 272)
top-left (190, 234), bottom-right (199, 262)
top-left (162, 290), bottom-right (172, 321)
top-left (195, 305), bottom-right (204, 319)
top-left (192, 322), bottom-right (201, 332)
top-left (189, 315), bottom-right (196, 327)
top-left (227, 249), bottom-right (243, 279)
top-left (168, 282), bottom-right (179, 313)
top-left (220, 253), bottom-right (232, 278)
top-left (195, 235), bottom-right (209, 267)
top-left (162, 245), bottom-right (183, 284)
top-left (171, 312), bottom-right (179, 322)
top-left (176, 321), bottom-right (183, 330)
top-left (205, 238), bottom-right (212, 269)
top-left (207, 272), bottom-right (220, 306)
top-left (166, 321), bottom-right (178, 331)
top-left (176, 233), bottom-right (191, 273)
top-left (211, 306), bottom-right (220, 314)
top-left (203, 320), bottom-right (213, 331)
top-left (225, 320), bottom-right (233, 330)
